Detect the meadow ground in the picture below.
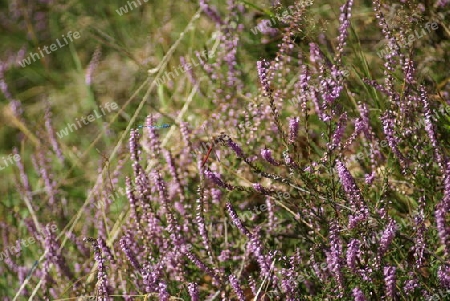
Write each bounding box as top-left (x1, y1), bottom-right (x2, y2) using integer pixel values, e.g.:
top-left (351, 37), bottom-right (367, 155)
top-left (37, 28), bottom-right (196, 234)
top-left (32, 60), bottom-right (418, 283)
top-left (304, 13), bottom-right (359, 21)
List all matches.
top-left (0, 0), bottom-right (450, 300)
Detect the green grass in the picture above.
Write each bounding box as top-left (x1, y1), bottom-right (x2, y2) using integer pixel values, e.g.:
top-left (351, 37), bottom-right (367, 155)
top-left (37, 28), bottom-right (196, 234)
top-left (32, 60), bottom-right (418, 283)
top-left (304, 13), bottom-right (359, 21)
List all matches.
top-left (1, 0), bottom-right (450, 299)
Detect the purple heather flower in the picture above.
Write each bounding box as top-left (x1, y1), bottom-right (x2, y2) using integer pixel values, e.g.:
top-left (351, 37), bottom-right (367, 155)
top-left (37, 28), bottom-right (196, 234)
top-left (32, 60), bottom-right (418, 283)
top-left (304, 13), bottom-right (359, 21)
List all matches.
top-left (153, 170), bottom-right (179, 235)
top-left (129, 129), bottom-right (141, 178)
top-left (142, 262), bottom-right (162, 294)
top-left (13, 147), bottom-right (33, 203)
top-left (36, 147), bottom-right (57, 205)
top-left (84, 238), bottom-right (111, 300)
top-left (195, 187), bottom-right (213, 262)
top-left (320, 74), bottom-right (342, 106)
top-left (184, 250), bottom-right (221, 285)
top-left (335, 160), bottom-right (368, 228)
top-left (436, 0), bottom-right (449, 7)
top-left (309, 42), bottom-right (322, 64)
top-left (110, 154), bottom-right (126, 188)
top-left (180, 56), bottom-right (198, 87)
top-left (226, 138), bottom-right (245, 158)
top-left (256, 19), bottom-right (279, 36)
top-left (226, 202), bottom-right (251, 237)
top-left (45, 230), bottom-right (75, 284)
top-left (2, 47), bottom-right (26, 70)
top-left (119, 236), bottom-right (141, 271)
top-left (403, 272), bottom-right (420, 295)
top-left (247, 231), bottom-right (272, 281)
top-left (293, 64), bottom-right (310, 112)
top-left (435, 204), bottom-right (450, 257)
top-left (330, 112), bottom-right (347, 149)
top-left (346, 239), bottom-right (360, 273)
top-left (335, 0), bottom-right (354, 65)
top-left (163, 149), bottom-right (185, 203)
top-left (281, 269), bottom-right (296, 298)
top-left (179, 121), bottom-right (192, 149)
top-left (65, 231), bottom-right (90, 257)
top-left (229, 274), bottom-right (245, 301)
top-left (364, 172), bottom-right (376, 185)
top-left (218, 249), bottom-right (231, 262)
top-left (363, 79), bottom-right (391, 98)
top-left (356, 103), bottom-right (372, 139)
top-left (257, 59), bottom-right (271, 96)
top-left (0, 62), bottom-right (23, 117)
top-left (158, 281), bottom-right (170, 301)
top-left (188, 283), bottom-right (199, 301)
top-left (248, 275), bottom-right (257, 295)
top-left (352, 287), bottom-right (367, 301)
top-left (204, 169), bottom-right (233, 190)
top-left (3, 253), bottom-right (19, 274)
top-left (419, 85), bottom-right (444, 169)
top-left (380, 112), bottom-right (408, 168)
top-left (435, 161), bottom-right (450, 256)
top-left (326, 223), bottom-right (345, 296)
top-left (437, 265), bottom-right (450, 289)
top-left (125, 177), bottom-right (141, 232)
top-left (135, 168), bottom-right (153, 224)
top-left (282, 150), bottom-right (299, 169)
top-left (372, 0), bottom-right (404, 108)
top-left (85, 45), bottom-right (101, 86)
top-left (143, 115), bottom-right (162, 162)
top-left (384, 266), bottom-right (397, 300)
top-left (196, 50), bottom-right (215, 81)
top-left (210, 188), bottom-right (221, 205)
top-left (403, 56), bottom-right (416, 84)
top-left (442, 160), bottom-right (450, 208)
top-left (309, 87), bottom-right (327, 121)
top-left (222, 29), bottom-right (243, 92)
top-left (261, 148), bottom-right (281, 166)
top-left (251, 183), bottom-right (272, 195)
top-left (199, 0), bottom-right (224, 26)
top-left (98, 237), bottom-right (115, 263)
top-left (288, 117), bottom-right (299, 145)
top-left (413, 197), bottom-right (426, 268)
top-left (379, 219), bottom-right (397, 256)
top-left (372, 0), bottom-right (401, 59)
top-left (350, 104), bottom-right (381, 184)
top-left (280, 250), bottom-right (301, 298)
top-left (266, 197), bottom-right (276, 232)
top-left (44, 104), bottom-right (64, 163)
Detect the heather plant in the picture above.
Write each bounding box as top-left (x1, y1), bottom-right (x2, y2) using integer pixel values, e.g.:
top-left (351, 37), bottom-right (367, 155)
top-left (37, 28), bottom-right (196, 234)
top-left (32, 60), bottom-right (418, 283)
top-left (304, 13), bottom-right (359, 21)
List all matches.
top-left (0, 0), bottom-right (450, 300)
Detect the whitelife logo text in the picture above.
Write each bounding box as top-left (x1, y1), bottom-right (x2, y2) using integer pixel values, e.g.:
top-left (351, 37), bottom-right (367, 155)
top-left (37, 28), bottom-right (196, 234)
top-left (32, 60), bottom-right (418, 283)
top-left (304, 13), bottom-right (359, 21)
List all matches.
top-left (116, 0), bottom-right (148, 16)
top-left (56, 102), bottom-right (118, 139)
top-left (0, 153), bottom-right (20, 171)
top-left (19, 31), bottom-right (81, 67)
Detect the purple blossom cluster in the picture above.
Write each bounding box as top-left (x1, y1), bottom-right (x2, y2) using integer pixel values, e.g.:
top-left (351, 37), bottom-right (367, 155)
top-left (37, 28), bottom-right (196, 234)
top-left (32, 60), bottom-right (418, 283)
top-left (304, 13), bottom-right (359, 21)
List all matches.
top-left (2, 0), bottom-right (450, 300)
